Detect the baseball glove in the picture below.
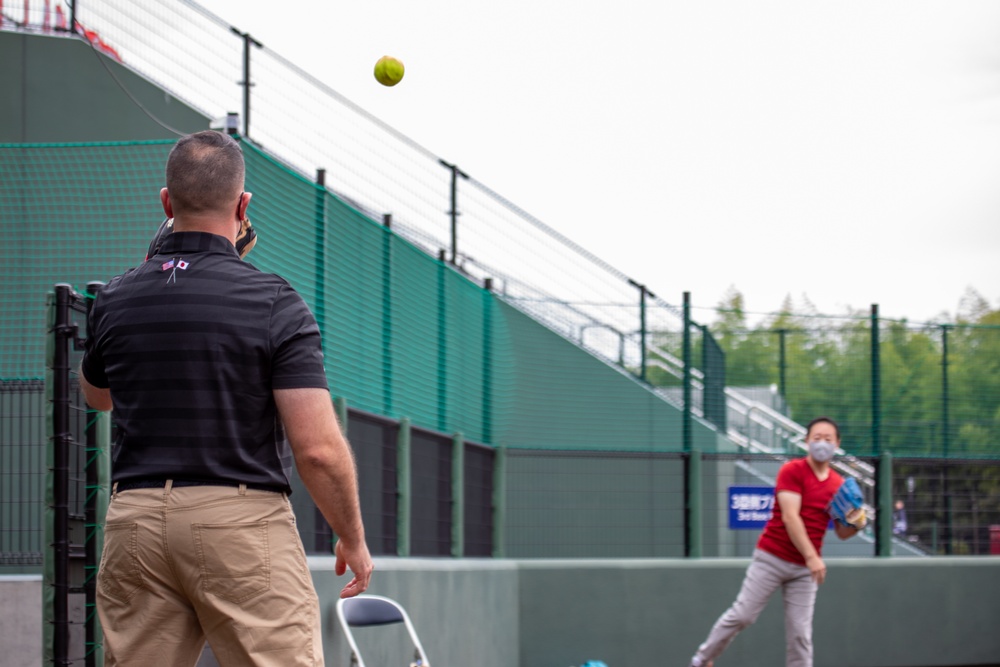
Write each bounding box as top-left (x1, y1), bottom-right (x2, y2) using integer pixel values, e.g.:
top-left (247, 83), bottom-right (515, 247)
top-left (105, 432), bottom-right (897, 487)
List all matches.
top-left (145, 217), bottom-right (257, 260)
top-left (829, 477), bottom-right (867, 529)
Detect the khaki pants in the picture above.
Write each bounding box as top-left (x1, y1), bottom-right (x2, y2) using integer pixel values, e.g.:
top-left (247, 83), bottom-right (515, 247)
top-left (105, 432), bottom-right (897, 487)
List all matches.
top-left (692, 548), bottom-right (818, 667)
top-left (97, 482), bottom-right (323, 666)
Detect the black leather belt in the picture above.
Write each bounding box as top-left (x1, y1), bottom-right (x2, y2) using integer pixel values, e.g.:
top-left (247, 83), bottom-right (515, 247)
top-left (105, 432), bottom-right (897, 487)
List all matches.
top-left (115, 479), bottom-right (284, 493)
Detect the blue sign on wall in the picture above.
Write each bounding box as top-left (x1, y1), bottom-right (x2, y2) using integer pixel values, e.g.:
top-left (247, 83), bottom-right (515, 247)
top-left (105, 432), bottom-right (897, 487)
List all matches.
top-left (728, 486), bottom-right (775, 529)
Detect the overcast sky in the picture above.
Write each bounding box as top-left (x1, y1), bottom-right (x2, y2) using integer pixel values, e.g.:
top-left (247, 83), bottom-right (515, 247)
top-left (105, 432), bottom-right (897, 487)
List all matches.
top-left (195, 0), bottom-right (1000, 324)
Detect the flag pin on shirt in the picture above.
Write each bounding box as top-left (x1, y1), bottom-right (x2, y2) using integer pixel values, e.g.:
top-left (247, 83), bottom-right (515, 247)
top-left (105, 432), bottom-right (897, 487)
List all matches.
top-left (164, 258), bottom-right (190, 283)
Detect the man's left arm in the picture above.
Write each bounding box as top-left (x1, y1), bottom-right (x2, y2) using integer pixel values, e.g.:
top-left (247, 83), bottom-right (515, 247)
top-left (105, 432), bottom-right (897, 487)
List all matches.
top-left (79, 364), bottom-right (112, 411)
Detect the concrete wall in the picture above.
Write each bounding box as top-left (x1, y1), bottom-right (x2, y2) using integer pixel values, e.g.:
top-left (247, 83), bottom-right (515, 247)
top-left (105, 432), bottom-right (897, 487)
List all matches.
top-left (6, 556), bottom-right (999, 666)
top-left (515, 557), bottom-right (1000, 667)
top-left (1, 575), bottom-right (43, 667)
top-left (309, 556), bottom-right (1000, 667)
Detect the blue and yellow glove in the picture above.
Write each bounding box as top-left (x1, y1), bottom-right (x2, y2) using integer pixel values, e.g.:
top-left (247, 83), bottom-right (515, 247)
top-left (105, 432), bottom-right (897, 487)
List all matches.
top-left (829, 477), bottom-right (867, 529)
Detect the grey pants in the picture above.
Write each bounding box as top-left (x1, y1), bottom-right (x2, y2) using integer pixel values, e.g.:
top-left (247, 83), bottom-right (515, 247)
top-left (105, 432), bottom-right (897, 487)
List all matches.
top-left (692, 548), bottom-right (818, 667)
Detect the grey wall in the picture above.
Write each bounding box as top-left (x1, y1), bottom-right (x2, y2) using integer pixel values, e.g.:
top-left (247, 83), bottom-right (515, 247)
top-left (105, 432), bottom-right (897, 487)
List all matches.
top-left (1, 575), bottom-right (43, 667)
top-left (0, 31), bottom-right (209, 142)
top-left (515, 558), bottom-right (1000, 667)
top-left (308, 556), bottom-right (1000, 667)
top-left (7, 543), bottom-right (999, 666)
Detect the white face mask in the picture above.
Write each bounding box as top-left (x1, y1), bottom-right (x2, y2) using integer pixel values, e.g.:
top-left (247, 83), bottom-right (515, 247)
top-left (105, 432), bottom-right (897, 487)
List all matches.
top-left (808, 440), bottom-right (836, 463)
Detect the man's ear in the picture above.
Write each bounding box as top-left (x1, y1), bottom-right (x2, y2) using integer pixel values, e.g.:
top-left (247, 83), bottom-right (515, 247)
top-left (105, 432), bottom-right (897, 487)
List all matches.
top-left (238, 192), bottom-right (253, 221)
top-left (160, 188), bottom-right (174, 218)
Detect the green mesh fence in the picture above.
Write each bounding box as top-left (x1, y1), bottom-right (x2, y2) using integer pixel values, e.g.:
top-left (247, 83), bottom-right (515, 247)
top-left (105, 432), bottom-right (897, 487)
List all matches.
top-left (1, 141), bottom-right (172, 380)
top-left (1, 139), bottom-right (711, 455)
top-left (710, 318), bottom-right (1000, 458)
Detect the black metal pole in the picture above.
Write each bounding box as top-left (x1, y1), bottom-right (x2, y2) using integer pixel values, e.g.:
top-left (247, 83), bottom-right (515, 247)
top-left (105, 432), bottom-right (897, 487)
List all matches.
top-left (83, 282), bottom-right (102, 667)
top-left (682, 291), bottom-right (692, 453)
top-left (52, 284), bottom-right (72, 666)
top-left (942, 325), bottom-right (952, 554)
top-left (941, 325), bottom-right (950, 458)
top-left (627, 280), bottom-right (654, 382)
top-left (871, 304), bottom-right (881, 456)
top-left (778, 328), bottom-right (787, 400)
top-left (313, 169), bottom-right (327, 350)
top-left (682, 292), bottom-right (698, 557)
top-left (230, 28), bottom-right (262, 137)
top-left (438, 160), bottom-right (468, 264)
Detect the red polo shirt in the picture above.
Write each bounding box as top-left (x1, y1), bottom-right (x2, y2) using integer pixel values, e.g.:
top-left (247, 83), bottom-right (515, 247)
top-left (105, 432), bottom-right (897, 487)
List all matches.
top-left (757, 458), bottom-right (843, 565)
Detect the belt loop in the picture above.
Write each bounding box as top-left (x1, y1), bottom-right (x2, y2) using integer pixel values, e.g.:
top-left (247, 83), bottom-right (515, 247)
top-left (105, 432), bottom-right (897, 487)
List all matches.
top-left (164, 479), bottom-right (174, 496)
top-left (238, 483), bottom-right (247, 496)
top-left (111, 481), bottom-right (118, 499)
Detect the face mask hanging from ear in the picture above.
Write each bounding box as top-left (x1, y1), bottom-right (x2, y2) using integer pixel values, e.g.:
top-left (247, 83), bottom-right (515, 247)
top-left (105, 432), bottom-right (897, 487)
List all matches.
top-left (235, 217), bottom-right (257, 259)
top-left (233, 191), bottom-right (257, 259)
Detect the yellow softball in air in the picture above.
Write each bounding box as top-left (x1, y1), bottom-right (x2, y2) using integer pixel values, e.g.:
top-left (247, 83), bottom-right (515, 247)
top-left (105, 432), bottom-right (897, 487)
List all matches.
top-left (374, 56), bottom-right (405, 87)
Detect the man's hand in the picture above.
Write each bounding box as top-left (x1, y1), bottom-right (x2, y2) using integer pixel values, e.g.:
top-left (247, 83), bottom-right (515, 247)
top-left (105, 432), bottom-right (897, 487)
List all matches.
top-left (335, 538), bottom-right (374, 599)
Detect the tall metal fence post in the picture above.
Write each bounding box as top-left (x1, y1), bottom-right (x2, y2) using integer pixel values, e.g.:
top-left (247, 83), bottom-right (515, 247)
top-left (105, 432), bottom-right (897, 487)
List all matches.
top-left (313, 169), bottom-right (327, 350)
top-left (330, 396), bottom-right (348, 556)
top-left (438, 160), bottom-right (468, 265)
top-left (451, 433), bottom-right (464, 557)
top-left (382, 211), bottom-right (394, 417)
top-left (230, 28), bottom-right (262, 137)
top-left (777, 328), bottom-right (787, 401)
top-left (682, 292), bottom-right (701, 556)
top-left (628, 280), bottom-right (653, 382)
top-left (84, 281), bottom-right (105, 667)
top-left (396, 418), bottom-right (411, 557)
top-left (481, 287), bottom-right (493, 445)
top-left (871, 304), bottom-right (881, 456)
top-left (876, 451), bottom-right (893, 557)
top-left (941, 325), bottom-right (953, 554)
top-left (436, 258), bottom-right (447, 431)
top-left (686, 449), bottom-right (702, 558)
top-left (333, 396), bottom-right (348, 436)
top-left (491, 447), bottom-right (506, 558)
top-left (682, 292), bottom-right (692, 453)
top-left (50, 284), bottom-right (72, 666)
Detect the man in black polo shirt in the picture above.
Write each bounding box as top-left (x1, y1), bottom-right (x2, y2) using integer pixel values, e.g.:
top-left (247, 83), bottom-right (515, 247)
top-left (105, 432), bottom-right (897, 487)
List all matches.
top-left (80, 130), bottom-right (372, 666)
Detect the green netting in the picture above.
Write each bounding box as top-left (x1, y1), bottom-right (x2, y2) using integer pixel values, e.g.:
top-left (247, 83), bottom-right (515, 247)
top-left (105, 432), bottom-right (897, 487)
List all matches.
top-left (1, 139), bottom-right (713, 453)
top-left (711, 321), bottom-right (1000, 458)
top-left (1, 141), bottom-right (173, 380)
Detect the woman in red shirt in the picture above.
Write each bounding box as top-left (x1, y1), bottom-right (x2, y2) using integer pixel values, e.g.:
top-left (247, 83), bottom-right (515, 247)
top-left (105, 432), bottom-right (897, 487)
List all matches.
top-left (688, 417), bottom-right (865, 667)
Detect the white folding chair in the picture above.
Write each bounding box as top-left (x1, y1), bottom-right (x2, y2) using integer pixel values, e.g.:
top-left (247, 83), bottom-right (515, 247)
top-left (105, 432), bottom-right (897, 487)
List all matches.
top-left (336, 594), bottom-right (431, 667)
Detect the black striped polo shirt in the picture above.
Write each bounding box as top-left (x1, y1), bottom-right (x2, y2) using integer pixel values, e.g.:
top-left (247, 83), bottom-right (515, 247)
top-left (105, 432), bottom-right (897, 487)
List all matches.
top-left (81, 231), bottom-right (329, 492)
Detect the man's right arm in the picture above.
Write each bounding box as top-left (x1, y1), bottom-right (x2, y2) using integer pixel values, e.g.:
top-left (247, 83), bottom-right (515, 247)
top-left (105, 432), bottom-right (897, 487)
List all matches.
top-left (274, 387), bottom-right (373, 598)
